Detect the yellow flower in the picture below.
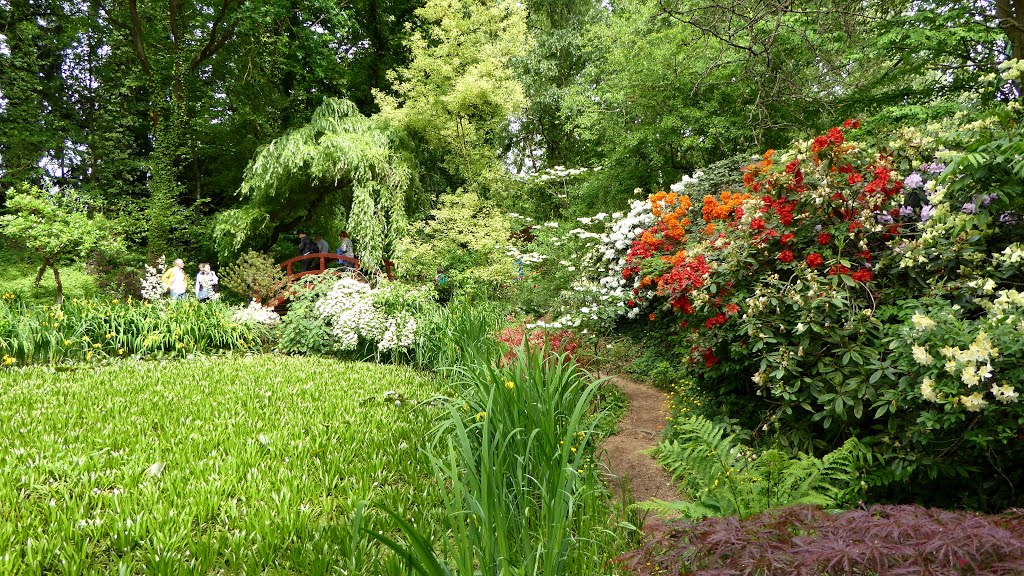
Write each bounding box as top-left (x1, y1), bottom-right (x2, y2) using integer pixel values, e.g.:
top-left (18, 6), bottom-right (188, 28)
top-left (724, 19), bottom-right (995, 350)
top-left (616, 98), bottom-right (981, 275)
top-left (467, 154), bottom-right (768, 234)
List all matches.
top-left (475, 411), bottom-right (487, 422)
top-left (504, 381), bottom-right (515, 390)
top-left (2, 355), bottom-right (15, 366)
top-left (118, 349), bottom-right (125, 355)
top-left (85, 351), bottom-right (93, 361)
top-left (106, 332), bottom-right (115, 339)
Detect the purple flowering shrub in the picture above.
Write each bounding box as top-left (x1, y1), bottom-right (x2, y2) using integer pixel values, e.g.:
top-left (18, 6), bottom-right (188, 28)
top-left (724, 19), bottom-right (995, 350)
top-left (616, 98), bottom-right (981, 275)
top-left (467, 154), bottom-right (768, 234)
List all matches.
top-left (617, 505), bottom-right (1024, 576)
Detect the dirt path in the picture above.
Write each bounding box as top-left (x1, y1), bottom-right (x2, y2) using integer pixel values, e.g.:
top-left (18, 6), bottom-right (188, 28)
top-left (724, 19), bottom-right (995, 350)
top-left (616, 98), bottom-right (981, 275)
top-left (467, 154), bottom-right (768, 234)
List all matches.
top-left (600, 375), bottom-right (679, 504)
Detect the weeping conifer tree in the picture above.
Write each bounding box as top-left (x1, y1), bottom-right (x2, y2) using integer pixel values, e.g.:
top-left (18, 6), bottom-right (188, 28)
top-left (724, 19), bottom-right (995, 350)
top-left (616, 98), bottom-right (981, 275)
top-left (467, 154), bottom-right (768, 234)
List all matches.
top-left (215, 98), bottom-right (417, 269)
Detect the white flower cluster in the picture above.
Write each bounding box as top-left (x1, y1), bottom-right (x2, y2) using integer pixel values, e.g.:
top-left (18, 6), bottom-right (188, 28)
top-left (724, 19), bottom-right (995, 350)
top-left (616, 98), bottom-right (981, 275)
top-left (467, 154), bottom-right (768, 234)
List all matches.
top-left (315, 278), bottom-right (417, 352)
top-left (997, 58), bottom-right (1024, 81)
top-left (527, 165), bottom-right (600, 182)
top-left (233, 300), bottom-right (280, 325)
top-left (995, 243), bottom-right (1024, 267)
top-left (140, 255), bottom-right (168, 301)
top-left (505, 246), bottom-right (546, 264)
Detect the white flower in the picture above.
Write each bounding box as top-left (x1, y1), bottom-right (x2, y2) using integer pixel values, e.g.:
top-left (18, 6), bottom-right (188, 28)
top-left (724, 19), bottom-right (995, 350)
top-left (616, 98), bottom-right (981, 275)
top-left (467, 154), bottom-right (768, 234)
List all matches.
top-left (920, 377), bottom-right (938, 402)
top-left (911, 313), bottom-right (937, 331)
top-left (911, 345), bottom-right (934, 366)
top-left (959, 392), bottom-right (988, 412)
top-left (991, 384), bottom-right (1019, 404)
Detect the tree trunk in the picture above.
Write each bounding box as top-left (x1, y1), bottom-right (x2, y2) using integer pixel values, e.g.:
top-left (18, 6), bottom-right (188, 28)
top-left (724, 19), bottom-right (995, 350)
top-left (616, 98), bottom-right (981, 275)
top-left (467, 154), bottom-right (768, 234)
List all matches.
top-left (33, 260), bottom-right (48, 286)
top-left (52, 265), bottom-right (63, 306)
top-left (997, 0), bottom-right (1024, 61)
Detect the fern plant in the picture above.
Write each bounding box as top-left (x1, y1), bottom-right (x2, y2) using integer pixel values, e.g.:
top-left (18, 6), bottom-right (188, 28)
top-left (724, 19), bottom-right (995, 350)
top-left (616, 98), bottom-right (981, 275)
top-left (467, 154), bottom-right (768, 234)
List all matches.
top-left (640, 415), bottom-right (862, 519)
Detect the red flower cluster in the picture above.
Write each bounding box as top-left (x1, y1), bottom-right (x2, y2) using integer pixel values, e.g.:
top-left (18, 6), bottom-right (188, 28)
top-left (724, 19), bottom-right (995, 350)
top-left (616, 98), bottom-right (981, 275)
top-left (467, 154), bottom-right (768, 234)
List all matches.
top-left (778, 250), bottom-right (794, 263)
top-left (817, 232), bottom-right (831, 245)
top-left (851, 269), bottom-right (873, 283)
top-left (497, 324), bottom-right (581, 365)
top-left (811, 127), bottom-right (845, 154)
top-left (705, 313), bottom-right (727, 329)
top-left (806, 253), bottom-right (824, 268)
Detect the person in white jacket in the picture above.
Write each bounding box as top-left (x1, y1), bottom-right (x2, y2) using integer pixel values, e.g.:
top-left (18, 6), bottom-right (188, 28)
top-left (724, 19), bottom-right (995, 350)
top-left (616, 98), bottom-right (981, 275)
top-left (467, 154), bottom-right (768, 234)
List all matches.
top-left (195, 263), bottom-right (219, 301)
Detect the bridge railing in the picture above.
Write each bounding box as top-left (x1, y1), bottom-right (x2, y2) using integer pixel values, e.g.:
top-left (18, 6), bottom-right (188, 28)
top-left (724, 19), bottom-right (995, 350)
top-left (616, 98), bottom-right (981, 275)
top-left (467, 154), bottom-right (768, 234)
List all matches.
top-left (278, 253), bottom-right (360, 278)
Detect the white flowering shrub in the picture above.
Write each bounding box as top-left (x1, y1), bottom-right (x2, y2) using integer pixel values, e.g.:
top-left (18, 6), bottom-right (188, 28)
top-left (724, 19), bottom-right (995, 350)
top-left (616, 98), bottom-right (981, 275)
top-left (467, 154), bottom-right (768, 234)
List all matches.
top-left (233, 300), bottom-right (280, 325)
top-left (140, 255), bottom-right (168, 301)
top-left (315, 278), bottom-right (432, 353)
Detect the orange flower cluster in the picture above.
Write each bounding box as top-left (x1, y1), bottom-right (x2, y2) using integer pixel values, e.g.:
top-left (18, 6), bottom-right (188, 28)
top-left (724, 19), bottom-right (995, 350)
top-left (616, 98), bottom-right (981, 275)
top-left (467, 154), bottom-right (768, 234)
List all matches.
top-left (742, 150), bottom-right (776, 190)
top-left (650, 191), bottom-right (692, 242)
top-left (702, 191), bottom-right (752, 222)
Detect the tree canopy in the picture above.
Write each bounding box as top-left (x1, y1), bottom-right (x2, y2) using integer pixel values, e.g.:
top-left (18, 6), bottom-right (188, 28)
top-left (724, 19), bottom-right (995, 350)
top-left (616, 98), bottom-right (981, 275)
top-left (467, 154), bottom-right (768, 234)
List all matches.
top-left (1, 0), bottom-right (1021, 268)
top-left (217, 98), bottom-right (415, 268)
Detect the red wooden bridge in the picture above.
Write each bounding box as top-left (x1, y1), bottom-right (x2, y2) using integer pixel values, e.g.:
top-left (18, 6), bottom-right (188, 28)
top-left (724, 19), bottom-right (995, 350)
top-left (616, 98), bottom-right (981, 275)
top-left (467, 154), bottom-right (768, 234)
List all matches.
top-left (265, 253), bottom-right (360, 309)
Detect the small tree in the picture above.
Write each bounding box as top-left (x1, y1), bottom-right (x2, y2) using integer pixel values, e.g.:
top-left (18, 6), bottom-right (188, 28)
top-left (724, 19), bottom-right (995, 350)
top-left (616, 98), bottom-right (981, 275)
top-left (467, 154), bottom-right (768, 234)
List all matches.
top-left (220, 250), bottom-right (288, 302)
top-left (0, 184), bottom-right (122, 305)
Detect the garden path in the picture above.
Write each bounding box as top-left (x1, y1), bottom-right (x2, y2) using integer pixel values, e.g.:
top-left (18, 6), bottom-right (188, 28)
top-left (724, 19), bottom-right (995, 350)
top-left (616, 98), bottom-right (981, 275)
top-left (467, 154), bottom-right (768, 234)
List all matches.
top-left (600, 375), bottom-right (678, 504)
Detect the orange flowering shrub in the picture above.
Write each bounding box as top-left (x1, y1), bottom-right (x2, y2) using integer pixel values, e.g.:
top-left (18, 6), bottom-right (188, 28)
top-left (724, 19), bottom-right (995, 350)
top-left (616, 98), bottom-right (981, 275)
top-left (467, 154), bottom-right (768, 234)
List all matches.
top-left (702, 191), bottom-right (751, 222)
top-left (650, 191), bottom-right (692, 242)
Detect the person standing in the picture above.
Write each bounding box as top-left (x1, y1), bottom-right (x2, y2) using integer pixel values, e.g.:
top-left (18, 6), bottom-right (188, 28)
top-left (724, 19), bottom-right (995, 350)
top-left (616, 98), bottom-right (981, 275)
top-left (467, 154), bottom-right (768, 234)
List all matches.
top-left (195, 263), bottom-right (219, 301)
top-left (315, 235), bottom-right (330, 254)
top-left (336, 231), bottom-right (355, 270)
top-left (161, 258), bottom-right (187, 300)
top-left (297, 230), bottom-right (317, 272)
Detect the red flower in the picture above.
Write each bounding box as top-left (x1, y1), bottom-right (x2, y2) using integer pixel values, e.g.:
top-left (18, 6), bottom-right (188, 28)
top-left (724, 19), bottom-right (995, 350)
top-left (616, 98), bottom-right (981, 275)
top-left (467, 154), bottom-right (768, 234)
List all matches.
top-left (847, 173), bottom-right (863, 185)
top-left (705, 313), bottom-right (727, 329)
top-left (778, 250), bottom-right (794, 263)
top-left (842, 118), bottom-right (860, 129)
top-left (784, 159), bottom-right (800, 174)
top-left (734, 207), bottom-right (744, 219)
top-left (806, 253), bottom-right (824, 268)
top-left (780, 232), bottom-right (795, 244)
top-left (768, 229), bottom-right (779, 238)
top-left (828, 264), bottom-right (851, 276)
top-left (817, 232), bottom-right (831, 245)
top-left (811, 136), bottom-right (829, 153)
top-left (751, 219), bottom-right (766, 231)
top-left (725, 303), bottom-right (740, 315)
top-left (627, 300), bottom-right (636, 308)
top-left (848, 222), bottom-right (863, 233)
top-left (702, 349), bottom-right (719, 368)
top-left (851, 268), bottom-right (873, 283)
top-left (649, 313), bottom-right (656, 321)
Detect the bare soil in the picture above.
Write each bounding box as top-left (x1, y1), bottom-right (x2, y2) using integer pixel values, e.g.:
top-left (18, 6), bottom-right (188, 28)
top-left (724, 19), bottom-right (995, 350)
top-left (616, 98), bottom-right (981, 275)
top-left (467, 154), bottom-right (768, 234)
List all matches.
top-left (599, 375), bottom-right (679, 504)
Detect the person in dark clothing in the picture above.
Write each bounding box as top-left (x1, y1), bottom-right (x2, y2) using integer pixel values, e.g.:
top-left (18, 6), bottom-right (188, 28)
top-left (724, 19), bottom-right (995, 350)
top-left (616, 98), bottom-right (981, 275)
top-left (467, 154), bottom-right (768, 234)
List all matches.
top-left (297, 230), bottom-right (318, 272)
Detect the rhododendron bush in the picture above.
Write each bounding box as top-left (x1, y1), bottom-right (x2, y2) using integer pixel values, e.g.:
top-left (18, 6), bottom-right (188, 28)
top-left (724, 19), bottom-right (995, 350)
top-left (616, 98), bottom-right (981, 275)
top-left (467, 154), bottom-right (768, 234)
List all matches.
top-left (513, 95), bottom-right (1024, 501)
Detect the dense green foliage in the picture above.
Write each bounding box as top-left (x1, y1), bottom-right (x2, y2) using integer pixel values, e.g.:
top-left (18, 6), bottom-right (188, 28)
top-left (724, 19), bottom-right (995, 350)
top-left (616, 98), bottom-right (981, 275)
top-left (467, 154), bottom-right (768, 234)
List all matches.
top-left (0, 356), bottom-right (447, 574)
top-left (0, 185), bottom-right (123, 304)
top-left (368, 345), bottom-right (626, 575)
top-left (0, 297), bottom-right (266, 366)
top-left (644, 416), bottom-right (861, 519)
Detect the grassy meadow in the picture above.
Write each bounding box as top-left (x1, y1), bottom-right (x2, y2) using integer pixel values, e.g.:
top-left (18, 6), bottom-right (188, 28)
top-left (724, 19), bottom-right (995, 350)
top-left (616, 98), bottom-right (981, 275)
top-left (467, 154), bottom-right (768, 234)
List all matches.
top-left (0, 355), bottom-right (448, 575)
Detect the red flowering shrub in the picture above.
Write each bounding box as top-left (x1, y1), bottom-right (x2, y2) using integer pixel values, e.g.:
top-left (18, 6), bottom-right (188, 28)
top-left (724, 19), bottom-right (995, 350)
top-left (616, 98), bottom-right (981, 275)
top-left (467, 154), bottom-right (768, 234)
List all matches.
top-left (614, 120), bottom-right (922, 466)
top-left (497, 322), bottom-right (581, 365)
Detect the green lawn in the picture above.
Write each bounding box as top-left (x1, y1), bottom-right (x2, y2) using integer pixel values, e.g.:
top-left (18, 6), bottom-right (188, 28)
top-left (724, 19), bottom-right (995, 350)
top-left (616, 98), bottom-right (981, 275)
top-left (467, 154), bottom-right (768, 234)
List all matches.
top-left (0, 355), bottom-right (447, 574)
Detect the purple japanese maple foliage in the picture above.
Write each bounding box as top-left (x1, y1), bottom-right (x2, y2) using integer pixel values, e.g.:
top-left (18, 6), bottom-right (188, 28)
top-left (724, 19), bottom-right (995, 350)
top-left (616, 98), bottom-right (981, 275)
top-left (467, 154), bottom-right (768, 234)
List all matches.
top-left (617, 504), bottom-right (1024, 575)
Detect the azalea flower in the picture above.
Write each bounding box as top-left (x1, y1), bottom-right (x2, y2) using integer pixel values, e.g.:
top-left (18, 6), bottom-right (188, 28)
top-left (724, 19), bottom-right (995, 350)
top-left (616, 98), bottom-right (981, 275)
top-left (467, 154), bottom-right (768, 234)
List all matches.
top-left (911, 313), bottom-right (937, 331)
top-left (911, 345), bottom-right (934, 366)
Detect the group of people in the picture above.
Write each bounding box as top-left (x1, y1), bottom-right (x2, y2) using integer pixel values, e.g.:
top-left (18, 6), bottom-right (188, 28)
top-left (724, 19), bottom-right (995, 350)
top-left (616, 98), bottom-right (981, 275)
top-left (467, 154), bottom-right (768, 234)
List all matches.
top-left (160, 258), bottom-right (220, 301)
top-left (297, 230), bottom-right (356, 271)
